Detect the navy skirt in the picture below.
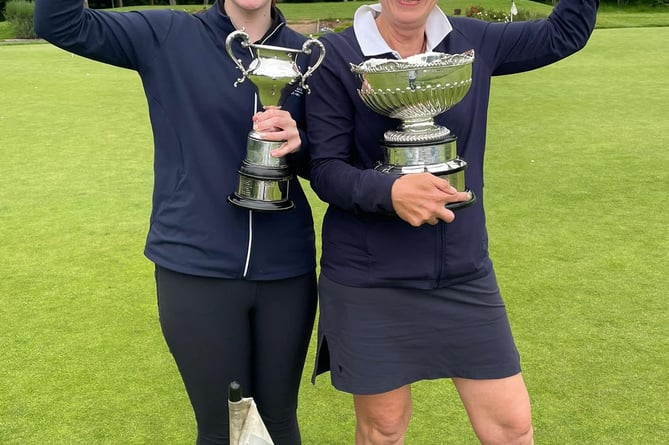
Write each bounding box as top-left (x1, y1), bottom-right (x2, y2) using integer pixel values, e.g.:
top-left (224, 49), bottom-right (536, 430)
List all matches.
top-left (311, 270), bottom-right (521, 395)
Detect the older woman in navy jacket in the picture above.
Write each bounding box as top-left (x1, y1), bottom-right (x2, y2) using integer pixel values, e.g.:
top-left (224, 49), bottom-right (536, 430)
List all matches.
top-left (306, 0), bottom-right (598, 443)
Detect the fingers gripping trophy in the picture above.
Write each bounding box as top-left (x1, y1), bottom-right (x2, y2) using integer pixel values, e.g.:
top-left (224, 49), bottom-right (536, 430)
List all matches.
top-left (351, 50), bottom-right (477, 210)
top-left (226, 30), bottom-right (325, 212)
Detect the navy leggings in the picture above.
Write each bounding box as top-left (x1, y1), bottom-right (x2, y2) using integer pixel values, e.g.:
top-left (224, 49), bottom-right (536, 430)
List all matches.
top-left (155, 265), bottom-right (318, 445)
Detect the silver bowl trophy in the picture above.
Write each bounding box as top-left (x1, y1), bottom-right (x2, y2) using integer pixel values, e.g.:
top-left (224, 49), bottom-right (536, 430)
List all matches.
top-left (225, 30), bottom-right (325, 211)
top-left (351, 50), bottom-right (477, 210)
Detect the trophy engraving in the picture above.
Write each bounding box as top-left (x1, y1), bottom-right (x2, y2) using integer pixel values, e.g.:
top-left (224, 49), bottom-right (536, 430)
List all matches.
top-left (226, 30), bottom-right (325, 211)
top-left (351, 50), bottom-right (477, 210)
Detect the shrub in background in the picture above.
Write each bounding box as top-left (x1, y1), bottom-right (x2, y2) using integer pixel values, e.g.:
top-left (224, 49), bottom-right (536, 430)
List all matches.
top-left (466, 4), bottom-right (540, 22)
top-left (5, 0), bottom-right (36, 39)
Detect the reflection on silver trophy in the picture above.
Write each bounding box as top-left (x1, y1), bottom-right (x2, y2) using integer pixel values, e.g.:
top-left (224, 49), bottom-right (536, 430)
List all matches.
top-left (225, 30), bottom-right (325, 211)
top-left (351, 50), bottom-right (477, 210)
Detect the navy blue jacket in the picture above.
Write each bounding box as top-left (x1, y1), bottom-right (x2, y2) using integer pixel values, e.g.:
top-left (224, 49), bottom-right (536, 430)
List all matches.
top-left (306, 0), bottom-right (598, 289)
top-left (34, 0), bottom-right (316, 280)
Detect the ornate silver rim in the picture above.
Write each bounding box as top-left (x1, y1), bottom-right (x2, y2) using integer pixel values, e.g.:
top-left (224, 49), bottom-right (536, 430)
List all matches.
top-left (351, 50), bottom-right (474, 74)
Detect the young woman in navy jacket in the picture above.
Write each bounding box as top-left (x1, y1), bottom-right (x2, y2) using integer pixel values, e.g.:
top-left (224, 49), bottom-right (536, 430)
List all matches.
top-left (34, 1), bottom-right (317, 443)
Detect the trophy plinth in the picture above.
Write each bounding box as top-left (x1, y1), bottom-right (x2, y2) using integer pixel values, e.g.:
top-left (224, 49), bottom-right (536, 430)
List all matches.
top-left (351, 50), bottom-right (477, 210)
top-left (229, 132), bottom-right (293, 212)
top-left (225, 30), bottom-right (325, 212)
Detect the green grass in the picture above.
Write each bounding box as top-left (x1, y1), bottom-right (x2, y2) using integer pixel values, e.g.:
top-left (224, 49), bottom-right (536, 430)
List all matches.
top-left (484, 27), bottom-right (668, 443)
top-left (1, 14), bottom-right (667, 445)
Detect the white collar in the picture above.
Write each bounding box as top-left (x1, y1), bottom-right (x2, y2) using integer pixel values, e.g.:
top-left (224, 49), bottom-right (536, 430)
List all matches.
top-left (353, 3), bottom-right (452, 58)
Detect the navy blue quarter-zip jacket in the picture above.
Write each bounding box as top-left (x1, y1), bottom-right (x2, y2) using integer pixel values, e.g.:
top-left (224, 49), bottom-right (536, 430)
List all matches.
top-left (306, 0), bottom-right (598, 289)
top-left (34, 0), bottom-right (316, 280)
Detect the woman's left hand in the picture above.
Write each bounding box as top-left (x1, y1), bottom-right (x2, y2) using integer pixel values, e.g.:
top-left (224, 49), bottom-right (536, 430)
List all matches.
top-left (252, 106), bottom-right (302, 157)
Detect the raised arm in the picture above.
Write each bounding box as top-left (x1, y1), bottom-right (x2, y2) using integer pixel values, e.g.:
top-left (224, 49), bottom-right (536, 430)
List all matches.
top-left (467, 0), bottom-right (599, 75)
top-left (34, 0), bottom-right (171, 71)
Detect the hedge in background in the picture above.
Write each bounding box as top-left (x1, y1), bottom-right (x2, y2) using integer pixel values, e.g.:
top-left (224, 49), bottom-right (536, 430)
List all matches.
top-left (465, 4), bottom-right (545, 22)
top-left (5, 0), bottom-right (36, 39)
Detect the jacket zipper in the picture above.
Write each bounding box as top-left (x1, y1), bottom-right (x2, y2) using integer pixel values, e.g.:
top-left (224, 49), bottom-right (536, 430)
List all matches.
top-left (437, 224), bottom-right (445, 284)
top-left (243, 209), bottom-right (253, 277)
top-left (242, 92), bottom-right (260, 278)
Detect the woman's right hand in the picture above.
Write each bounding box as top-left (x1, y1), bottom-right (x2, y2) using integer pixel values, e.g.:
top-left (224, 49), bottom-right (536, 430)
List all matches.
top-left (252, 106), bottom-right (301, 158)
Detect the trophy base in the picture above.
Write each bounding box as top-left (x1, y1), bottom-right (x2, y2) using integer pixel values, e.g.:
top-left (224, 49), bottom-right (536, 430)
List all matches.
top-left (376, 136), bottom-right (476, 211)
top-left (228, 162), bottom-right (294, 212)
top-left (228, 194), bottom-right (294, 212)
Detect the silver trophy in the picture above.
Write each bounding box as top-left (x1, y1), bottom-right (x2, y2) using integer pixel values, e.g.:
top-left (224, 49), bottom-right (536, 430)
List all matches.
top-left (226, 30), bottom-right (325, 211)
top-left (351, 50), bottom-right (477, 210)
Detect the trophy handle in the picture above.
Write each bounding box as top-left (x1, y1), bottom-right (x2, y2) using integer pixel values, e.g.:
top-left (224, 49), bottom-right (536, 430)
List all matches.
top-left (298, 39), bottom-right (326, 94)
top-left (225, 30), bottom-right (252, 87)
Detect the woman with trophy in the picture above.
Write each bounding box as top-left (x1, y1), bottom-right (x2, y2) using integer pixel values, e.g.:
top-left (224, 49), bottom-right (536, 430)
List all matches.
top-left (34, 1), bottom-right (319, 444)
top-left (306, 0), bottom-right (599, 444)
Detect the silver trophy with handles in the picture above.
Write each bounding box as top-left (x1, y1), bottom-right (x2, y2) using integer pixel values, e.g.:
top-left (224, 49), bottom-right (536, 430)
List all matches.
top-left (351, 50), bottom-right (477, 210)
top-left (226, 30), bottom-right (325, 211)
